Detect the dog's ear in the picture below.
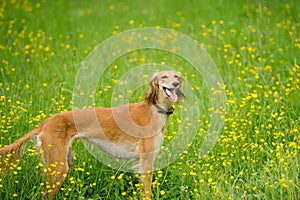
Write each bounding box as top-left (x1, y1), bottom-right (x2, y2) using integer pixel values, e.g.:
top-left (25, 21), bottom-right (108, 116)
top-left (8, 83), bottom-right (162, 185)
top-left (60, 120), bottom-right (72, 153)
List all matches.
top-left (176, 88), bottom-right (186, 100)
top-left (145, 86), bottom-right (157, 104)
top-left (178, 74), bottom-right (184, 85)
top-left (176, 74), bottom-right (185, 100)
top-left (150, 72), bottom-right (159, 87)
top-left (145, 72), bottom-right (159, 104)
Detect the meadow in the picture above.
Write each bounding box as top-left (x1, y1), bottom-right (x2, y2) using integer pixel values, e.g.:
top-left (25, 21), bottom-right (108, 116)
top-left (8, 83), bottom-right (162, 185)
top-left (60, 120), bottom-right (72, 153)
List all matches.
top-left (0, 0), bottom-right (299, 199)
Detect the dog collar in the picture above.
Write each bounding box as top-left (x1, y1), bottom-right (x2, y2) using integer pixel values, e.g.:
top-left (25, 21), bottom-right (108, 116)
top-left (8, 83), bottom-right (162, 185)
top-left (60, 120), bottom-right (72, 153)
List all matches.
top-left (154, 104), bottom-right (174, 115)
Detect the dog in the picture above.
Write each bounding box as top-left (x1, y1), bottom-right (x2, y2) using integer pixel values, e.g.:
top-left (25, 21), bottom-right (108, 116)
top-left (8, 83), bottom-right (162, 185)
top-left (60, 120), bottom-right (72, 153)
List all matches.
top-left (0, 70), bottom-right (185, 199)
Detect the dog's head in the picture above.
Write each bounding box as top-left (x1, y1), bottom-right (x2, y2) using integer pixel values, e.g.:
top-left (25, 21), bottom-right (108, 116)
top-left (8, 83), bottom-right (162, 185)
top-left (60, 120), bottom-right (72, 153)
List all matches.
top-left (146, 70), bottom-right (185, 104)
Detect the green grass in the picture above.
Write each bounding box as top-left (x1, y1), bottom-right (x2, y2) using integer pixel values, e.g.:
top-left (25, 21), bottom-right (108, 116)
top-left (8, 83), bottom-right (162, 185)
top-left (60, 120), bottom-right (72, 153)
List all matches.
top-left (0, 0), bottom-right (299, 199)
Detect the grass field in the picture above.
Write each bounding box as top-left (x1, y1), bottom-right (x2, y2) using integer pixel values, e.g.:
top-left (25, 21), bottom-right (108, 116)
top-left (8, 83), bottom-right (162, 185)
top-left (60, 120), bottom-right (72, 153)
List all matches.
top-left (0, 0), bottom-right (299, 199)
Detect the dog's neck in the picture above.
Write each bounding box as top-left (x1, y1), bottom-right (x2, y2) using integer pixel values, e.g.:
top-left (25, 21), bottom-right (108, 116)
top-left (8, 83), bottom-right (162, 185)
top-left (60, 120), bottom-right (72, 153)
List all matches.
top-left (154, 104), bottom-right (174, 115)
top-left (153, 98), bottom-right (174, 115)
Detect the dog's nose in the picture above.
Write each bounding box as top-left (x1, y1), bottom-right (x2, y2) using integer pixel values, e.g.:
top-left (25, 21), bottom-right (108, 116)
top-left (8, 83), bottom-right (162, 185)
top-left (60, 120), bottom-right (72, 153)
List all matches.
top-left (172, 82), bottom-right (179, 87)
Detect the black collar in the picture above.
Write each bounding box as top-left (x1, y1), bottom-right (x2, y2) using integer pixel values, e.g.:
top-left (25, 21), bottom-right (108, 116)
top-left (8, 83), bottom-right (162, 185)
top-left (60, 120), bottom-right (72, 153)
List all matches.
top-left (154, 104), bottom-right (174, 115)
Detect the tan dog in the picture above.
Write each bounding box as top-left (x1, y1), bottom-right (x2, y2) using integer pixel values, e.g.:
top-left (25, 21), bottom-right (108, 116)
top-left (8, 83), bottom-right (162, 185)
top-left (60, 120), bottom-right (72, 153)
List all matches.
top-left (0, 70), bottom-right (185, 199)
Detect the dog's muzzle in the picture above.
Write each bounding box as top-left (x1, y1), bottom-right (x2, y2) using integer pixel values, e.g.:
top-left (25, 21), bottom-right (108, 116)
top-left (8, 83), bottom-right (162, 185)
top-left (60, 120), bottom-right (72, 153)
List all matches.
top-left (162, 86), bottom-right (178, 102)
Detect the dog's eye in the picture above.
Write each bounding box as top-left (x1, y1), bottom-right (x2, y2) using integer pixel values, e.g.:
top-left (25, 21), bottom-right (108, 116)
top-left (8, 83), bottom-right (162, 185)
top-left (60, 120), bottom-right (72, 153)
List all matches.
top-left (161, 75), bottom-right (168, 79)
top-left (174, 75), bottom-right (179, 78)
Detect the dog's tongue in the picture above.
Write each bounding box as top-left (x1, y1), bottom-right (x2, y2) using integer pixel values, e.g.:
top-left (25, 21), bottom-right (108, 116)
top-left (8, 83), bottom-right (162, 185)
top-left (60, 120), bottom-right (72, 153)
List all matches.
top-left (166, 89), bottom-right (178, 102)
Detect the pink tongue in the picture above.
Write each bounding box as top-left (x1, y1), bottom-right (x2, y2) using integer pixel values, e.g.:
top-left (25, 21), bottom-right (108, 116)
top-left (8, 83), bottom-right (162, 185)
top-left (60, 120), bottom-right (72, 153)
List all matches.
top-left (166, 89), bottom-right (178, 102)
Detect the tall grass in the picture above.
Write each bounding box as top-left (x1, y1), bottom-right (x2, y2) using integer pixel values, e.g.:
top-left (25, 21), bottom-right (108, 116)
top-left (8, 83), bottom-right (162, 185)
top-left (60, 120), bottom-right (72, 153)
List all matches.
top-left (1, 0), bottom-right (299, 199)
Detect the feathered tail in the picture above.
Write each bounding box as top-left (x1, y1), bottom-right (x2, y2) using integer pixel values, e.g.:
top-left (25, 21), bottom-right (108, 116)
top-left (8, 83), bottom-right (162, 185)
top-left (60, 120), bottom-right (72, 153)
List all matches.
top-left (0, 127), bottom-right (41, 171)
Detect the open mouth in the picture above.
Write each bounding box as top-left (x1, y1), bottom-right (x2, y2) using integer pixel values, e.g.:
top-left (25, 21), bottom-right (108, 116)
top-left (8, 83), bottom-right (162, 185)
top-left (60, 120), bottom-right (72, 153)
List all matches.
top-left (163, 87), bottom-right (178, 102)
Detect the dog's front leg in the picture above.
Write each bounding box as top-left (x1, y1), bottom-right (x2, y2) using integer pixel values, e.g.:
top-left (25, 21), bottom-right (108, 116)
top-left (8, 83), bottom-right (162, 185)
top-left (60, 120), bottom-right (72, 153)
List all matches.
top-left (138, 137), bottom-right (157, 200)
top-left (139, 152), bottom-right (154, 200)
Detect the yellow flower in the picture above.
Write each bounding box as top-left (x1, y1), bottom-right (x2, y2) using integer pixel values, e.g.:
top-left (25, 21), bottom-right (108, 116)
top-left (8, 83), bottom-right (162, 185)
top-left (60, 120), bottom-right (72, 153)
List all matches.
top-left (117, 173), bottom-right (124, 180)
top-left (129, 19), bottom-right (134, 25)
top-left (109, 4), bottom-right (115, 10)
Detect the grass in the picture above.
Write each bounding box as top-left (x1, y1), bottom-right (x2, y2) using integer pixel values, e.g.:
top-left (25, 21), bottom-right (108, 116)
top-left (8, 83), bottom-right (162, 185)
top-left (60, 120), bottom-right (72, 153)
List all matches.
top-left (0, 0), bottom-right (299, 199)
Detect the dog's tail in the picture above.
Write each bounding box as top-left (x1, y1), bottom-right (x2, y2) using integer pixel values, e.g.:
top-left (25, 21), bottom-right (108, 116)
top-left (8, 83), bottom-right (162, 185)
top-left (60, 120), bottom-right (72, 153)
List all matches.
top-left (0, 126), bottom-right (41, 170)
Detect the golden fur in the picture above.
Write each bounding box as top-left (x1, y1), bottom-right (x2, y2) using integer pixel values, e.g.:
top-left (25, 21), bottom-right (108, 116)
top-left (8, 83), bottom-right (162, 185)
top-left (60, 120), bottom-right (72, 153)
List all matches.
top-left (0, 70), bottom-right (185, 199)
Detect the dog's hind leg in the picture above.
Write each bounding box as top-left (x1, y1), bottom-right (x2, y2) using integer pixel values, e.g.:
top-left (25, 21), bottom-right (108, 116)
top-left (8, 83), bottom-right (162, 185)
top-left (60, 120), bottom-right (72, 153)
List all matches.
top-left (36, 116), bottom-right (74, 199)
top-left (38, 130), bottom-right (74, 199)
top-left (32, 114), bottom-right (78, 199)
